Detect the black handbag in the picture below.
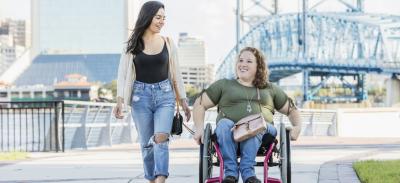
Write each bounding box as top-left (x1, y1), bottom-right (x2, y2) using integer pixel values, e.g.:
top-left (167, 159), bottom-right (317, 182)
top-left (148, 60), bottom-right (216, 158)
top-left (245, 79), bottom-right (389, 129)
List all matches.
top-left (166, 37), bottom-right (194, 136)
top-left (171, 111), bottom-right (183, 135)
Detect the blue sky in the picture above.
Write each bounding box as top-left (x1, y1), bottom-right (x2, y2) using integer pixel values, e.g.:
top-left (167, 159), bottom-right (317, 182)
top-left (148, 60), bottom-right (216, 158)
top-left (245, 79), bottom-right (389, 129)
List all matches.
top-left (1, 0), bottom-right (400, 66)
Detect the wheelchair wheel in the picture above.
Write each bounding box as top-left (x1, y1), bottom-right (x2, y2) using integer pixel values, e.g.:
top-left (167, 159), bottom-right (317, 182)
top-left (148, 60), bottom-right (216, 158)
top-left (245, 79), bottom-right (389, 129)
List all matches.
top-left (279, 123), bottom-right (291, 183)
top-left (199, 123), bottom-right (213, 183)
top-left (286, 127), bottom-right (292, 183)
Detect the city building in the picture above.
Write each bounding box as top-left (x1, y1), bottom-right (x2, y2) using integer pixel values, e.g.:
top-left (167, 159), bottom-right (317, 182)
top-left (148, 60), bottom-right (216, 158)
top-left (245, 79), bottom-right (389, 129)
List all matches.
top-left (0, 74), bottom-right (100, 102)
top-left (54, 74), bottom-right (99, 101)
top-left (31, 0), bottom-right (137, 55)
top-left (0, 81), bottom-right (11, 102)
top-left (0, 42), bottom-right (16, 74)
top-left (0, 23), bottom-right (8, 35)
top-left (0, 19), bottom-right (29, 47)
top-left (4, 0), bottom-right (138, 86)
top-left (9, 20), bottom-right (28, 47)
top-left (0, 18), bottom-right (30, 78)
top-left (0, 43), bottom-right (16, 63)
top-left (0, 20), bottom-right (16, 74)
top-left (177, 33), bottom-right (214, 88)
top-left (0, 84), bottom-right (53, 102)
top-left (14, 54), bottom-right (120, 86)
top-left (180, 66), bottom-right (214, 88)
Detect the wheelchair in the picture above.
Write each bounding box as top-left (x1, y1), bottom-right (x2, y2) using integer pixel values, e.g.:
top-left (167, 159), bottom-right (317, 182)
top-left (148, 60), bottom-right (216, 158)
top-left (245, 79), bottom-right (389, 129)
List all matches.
top-left (199, 122), bottom-right (291, 183)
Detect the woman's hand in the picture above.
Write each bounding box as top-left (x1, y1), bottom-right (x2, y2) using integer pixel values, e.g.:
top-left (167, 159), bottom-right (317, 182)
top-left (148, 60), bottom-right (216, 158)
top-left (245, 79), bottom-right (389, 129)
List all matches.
top-left (291, 125), bottom-right (301, 141)
top-left (113, 102), bottom-right (124, 119)
top-left (286, 126), bottom-right (301, 141)
top-left (193, 130), bottom-right (203, 145)
top-left (278, 100), bottom-right (302, 141)
top-left (181, 99), bottom-right (191, 122)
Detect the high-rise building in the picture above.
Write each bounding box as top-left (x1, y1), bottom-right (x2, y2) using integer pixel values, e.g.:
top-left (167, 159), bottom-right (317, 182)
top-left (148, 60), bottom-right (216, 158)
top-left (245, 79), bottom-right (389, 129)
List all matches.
top-left (0, 43), bottom-right (16, 73)
top-left (0, 19), bottom-right (22, 75)
top-left (178, 33), bottom-right (214, 88)
top-left (31, 0), bottom-right (137, 55)
top-left (179, 33), bottom-right (206, 66)
top-left (0, 21), bottom-right (9, 35)
top-left (5, 0), bottom-right (139, 86)
top-left (9, 20), bottom-right (27, 47)
top-left (0, 19), bottom-right (29, 47)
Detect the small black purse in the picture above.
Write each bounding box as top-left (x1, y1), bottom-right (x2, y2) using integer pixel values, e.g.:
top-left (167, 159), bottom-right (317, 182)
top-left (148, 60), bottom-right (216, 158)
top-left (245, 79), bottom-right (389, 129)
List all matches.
top-left (170, 77), bottom-right (183, 135)
top-left (166, 37), bottom-right (194, 136)
top-left (171, 111), bottom-right (183, 135)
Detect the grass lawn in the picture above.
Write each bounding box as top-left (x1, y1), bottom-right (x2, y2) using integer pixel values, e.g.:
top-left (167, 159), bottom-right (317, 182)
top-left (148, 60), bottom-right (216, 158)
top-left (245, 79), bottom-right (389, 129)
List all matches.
top-left (354, 160), bottom-right (400, 183)
top-left (0, 152), bottom-right (29, 161)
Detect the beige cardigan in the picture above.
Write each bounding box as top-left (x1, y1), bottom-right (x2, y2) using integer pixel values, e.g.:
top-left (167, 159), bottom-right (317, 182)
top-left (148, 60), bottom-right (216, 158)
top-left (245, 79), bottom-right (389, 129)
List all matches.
top-left (116, 37), bottom-right (186, 108)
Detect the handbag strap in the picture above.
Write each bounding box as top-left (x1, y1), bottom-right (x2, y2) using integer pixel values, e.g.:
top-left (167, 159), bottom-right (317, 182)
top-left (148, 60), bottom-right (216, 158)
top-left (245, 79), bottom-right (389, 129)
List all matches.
top-left (164, 36), bottom-right (195, 135)
top-left (256, 88), bottom-right (275, 114)
top-left (257, 88), bottom-right (262, 112)
top-left (163, 36), bottom-right (181, 113)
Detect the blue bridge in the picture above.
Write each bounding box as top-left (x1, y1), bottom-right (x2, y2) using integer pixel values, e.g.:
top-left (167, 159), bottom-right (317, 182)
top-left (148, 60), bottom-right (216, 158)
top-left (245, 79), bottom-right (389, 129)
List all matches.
top-left (217, 9), bottom-right (400, 103)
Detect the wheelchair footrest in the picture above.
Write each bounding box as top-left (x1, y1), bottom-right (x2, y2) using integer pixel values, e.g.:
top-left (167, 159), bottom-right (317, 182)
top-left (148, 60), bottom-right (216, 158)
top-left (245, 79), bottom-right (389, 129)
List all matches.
top-left (255, 162), bottom-right (280, 167)
top-left (255, 162), bottom-right (264, 166)
top-left (268, 162), bottom-right (280, 167)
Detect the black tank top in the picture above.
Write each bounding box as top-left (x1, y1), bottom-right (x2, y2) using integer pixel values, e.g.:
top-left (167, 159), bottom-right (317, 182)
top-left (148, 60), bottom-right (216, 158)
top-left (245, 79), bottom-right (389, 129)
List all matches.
top-left (133, 42), bottom-right (169, 83)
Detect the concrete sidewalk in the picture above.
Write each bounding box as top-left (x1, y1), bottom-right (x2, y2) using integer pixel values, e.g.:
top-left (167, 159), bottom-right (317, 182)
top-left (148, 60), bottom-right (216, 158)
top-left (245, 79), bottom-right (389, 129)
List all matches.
top-left (0, 137), bottom-right (399, 183)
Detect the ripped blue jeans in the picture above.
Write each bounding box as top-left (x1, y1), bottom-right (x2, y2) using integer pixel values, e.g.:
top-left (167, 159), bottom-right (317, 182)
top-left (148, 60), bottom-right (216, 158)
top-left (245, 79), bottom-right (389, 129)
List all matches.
top-left (130, 79), bottom-right (176, 180)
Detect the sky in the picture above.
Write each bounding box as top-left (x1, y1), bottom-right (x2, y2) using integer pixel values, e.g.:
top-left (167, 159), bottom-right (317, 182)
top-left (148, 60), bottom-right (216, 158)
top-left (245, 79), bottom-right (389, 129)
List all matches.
top-left (1, 0), bottom-right (400, 66)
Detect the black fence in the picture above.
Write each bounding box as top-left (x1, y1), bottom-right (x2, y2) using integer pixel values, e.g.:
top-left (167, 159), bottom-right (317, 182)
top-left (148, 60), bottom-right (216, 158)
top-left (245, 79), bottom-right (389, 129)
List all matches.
top-left (0, 101), bottom-right (64, 152)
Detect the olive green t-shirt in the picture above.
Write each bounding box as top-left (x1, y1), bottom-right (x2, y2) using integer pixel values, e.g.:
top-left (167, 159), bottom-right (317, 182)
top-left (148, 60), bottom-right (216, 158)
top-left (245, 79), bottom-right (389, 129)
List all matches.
top-left (205, 79), bottom-right (288, 124)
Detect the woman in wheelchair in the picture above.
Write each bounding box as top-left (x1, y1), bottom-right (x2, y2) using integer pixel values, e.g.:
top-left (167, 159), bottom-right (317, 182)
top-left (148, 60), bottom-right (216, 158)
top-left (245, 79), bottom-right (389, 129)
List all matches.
top-left (192, 47), bottom-right (302, 183)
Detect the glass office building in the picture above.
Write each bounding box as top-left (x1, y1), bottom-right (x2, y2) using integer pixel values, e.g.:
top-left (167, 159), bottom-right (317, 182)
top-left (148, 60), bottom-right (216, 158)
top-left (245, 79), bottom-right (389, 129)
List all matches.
top-left (13, 0), bottom-right (139, 86)
top-left (31, 0), bottom-right (137, 55)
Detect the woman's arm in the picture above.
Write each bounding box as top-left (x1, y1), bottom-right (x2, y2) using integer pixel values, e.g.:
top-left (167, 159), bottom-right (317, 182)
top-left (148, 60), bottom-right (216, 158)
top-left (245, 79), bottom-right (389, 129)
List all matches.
top-left (116, 49), bottom-right (128, 105)
top-left (166, 37), bottom-right (191, 120)
top-left (193, 92), bottom-right (216, 144)
top-left (114, 49), bottom-right (129, 119)
top-left (168, 37), bottom-right (187, 100)
top-left (277, 100), bottom-right (302, 140)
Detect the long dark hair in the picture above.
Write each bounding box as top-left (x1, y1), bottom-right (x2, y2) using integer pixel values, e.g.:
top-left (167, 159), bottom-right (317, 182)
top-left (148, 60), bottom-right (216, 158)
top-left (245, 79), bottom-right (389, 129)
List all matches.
top-left (126, 1), bottom-right (164, 54)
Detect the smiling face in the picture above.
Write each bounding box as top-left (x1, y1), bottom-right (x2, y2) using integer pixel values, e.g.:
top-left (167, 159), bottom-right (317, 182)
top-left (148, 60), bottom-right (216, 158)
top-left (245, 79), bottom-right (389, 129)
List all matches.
top-left (147, 8), bottom-right (165, 33)
top-left (236, 50), bottom-right (258, 82)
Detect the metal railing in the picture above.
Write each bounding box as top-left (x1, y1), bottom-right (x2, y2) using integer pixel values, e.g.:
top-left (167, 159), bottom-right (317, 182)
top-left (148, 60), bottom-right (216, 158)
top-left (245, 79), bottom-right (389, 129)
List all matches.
top-left (63, 100), bottom-right (134, 150)
top-left (273, 109), bottom-right (337, 136)
top-left (179, 108), bottom-right (338, 138)
top-left (0, 99), bottom-right (337, 152)
top-left (0, 101), bottom-right (64, 152)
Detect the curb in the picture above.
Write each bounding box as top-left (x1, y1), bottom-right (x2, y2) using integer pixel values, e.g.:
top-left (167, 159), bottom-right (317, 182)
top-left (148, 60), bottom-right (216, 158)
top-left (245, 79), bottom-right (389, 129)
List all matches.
top-left (318, 160), bottom-right (360, 183)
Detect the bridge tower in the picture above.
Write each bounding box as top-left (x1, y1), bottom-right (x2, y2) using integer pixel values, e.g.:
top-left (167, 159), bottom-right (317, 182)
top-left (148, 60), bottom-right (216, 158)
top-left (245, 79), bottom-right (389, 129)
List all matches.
top-left (235, 0), bottom-right (371, 104)
top-left (300, 0), bottom-right (368, 103)
top-left (236, 0), bottom-right (279, 52)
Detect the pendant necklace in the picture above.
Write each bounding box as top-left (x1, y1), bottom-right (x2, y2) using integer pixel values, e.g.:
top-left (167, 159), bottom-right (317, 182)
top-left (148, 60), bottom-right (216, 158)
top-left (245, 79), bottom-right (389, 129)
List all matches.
top-left (246, 101), bottom-right (252, 113)
top-left (239, 80), bottom-right (255, 113)
top-left (245, 92), bottom-right (255, 113)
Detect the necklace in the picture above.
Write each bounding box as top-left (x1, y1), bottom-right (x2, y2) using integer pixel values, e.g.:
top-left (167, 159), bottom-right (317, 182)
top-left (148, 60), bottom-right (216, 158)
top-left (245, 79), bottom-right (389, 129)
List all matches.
top-left (245, 90), bottom-right (255, 113)
top-left (238, 80), bottom-right (256, 113)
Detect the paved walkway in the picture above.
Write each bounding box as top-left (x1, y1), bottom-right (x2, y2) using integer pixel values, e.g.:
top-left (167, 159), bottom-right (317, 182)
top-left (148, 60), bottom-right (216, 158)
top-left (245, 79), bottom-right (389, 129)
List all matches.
top-left (319, 161), bottom-right (360, 183)
top-left (0, 137), bottom-right (399, 183)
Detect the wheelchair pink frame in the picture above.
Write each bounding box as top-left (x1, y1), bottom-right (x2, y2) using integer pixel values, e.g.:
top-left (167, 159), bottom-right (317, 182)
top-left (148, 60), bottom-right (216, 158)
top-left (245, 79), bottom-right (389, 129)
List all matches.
top-left (205, 142), bottom-right (282, 183)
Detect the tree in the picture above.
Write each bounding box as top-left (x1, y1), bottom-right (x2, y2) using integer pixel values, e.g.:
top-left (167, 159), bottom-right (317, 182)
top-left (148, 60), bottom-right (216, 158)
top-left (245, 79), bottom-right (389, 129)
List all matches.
top-left (98, 80), bottom-right (117, 102)
top-left (185, 85), bottom-right (201, 106)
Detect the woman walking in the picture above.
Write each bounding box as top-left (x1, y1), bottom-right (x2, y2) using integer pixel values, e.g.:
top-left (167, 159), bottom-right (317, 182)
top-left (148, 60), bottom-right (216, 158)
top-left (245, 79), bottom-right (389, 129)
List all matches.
top-left (113, 1), bottom-right (191, 183)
